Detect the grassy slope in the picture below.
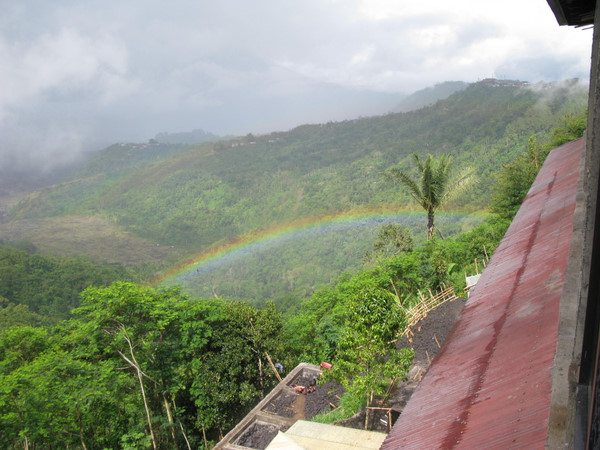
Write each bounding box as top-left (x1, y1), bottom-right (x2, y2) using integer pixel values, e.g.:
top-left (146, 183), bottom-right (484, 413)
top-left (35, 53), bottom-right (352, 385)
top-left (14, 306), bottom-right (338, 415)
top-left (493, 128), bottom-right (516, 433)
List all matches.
top-left (0, 215), bottom-right (182, 267)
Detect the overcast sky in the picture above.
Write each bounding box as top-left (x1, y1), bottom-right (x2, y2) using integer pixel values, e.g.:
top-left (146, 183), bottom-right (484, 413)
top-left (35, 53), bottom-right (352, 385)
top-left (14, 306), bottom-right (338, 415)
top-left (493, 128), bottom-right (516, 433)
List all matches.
top-left (0, 0), bottom-right (593, 171)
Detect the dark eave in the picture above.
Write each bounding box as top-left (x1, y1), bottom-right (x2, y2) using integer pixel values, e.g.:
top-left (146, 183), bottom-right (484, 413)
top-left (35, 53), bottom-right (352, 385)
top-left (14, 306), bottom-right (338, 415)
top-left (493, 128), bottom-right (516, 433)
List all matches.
top-left (546, 0), bottom-right (596, 26)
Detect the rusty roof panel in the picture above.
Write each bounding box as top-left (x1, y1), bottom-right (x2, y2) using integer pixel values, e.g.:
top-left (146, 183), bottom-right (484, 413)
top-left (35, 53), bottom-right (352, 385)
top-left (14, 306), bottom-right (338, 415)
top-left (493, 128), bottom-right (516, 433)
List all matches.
top-left (381, 138), bottom-right (584, 449)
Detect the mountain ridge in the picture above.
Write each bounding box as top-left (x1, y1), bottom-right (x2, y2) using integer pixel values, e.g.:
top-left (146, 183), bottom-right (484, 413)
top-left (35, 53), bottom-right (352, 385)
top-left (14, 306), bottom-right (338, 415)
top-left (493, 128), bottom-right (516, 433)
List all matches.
top-left (0, 78), bottom-right (588, 302)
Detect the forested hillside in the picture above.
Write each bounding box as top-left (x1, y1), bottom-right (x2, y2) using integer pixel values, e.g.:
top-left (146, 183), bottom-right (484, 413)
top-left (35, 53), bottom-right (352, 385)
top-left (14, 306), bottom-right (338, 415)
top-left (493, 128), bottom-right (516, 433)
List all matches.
top-left (0, 79), bottom-right (588, 305)
top-left (0, 242), bottom-right (134, 326)
top-left (0, 79), bottom-right (589, 449)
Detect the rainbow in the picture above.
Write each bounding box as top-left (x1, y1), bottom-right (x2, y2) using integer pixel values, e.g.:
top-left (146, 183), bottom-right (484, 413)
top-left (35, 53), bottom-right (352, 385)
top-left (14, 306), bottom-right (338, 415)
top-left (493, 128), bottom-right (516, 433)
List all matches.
top-left (152, 206), bottom-right (477, 287)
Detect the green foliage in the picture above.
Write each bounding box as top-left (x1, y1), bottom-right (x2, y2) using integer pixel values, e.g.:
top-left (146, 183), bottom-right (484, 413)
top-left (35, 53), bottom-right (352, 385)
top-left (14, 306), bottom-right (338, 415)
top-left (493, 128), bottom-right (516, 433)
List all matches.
top-left (0, 205), bottom-right (507, 447)
top-left (0, 245), bottom-right (133, 322)
top-left (281, 213), bottom-right (509, 424)
top-left (364, 223), bottom-right (414, 263)
top-left (385, 153), bottom-right (474, 239)
top-left (0, 298), bottom-right (55, 330)
top-left (489, 140), bottom-right (541, 220)
top-left (0, 82), bottom-right (589, 447)
top-left (490, 109), bottom-right (587, 221)
top-left (0, 323), bottom-right (132, 449)
top-left (0, 348), bottom-right (123, 449)
top-left (310, 388), bottom-right (366, 424)
top-left (180, 215), bottom-right (436, 313)
top-left (322, 285), bottom-right (413, 407)
top-left (0, 282), bottom-right (286, 448)
top-left (547, 110), bottom-right (587, 147)
top-left (186, 300), bottom-right (286, 435)
top-left (287, 215), bottom-right (508, 367)
top-left (1, 81), bottom-right (587, 311)
top-left (9, 82), bottom-right (587, 258)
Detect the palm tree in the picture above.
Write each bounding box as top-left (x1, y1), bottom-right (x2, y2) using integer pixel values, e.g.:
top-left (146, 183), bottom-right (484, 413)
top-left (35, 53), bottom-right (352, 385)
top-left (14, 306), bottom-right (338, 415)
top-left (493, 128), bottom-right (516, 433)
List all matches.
top-left (386, 153), bottom-right (473, 240)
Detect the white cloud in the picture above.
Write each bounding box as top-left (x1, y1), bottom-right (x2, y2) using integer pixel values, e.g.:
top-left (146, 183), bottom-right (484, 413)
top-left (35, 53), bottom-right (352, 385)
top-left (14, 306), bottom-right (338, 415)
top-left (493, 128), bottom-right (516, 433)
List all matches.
top-left (0, 0), bottom-right (593, 166)
top-left (0, 28), bottom-right (135, 121)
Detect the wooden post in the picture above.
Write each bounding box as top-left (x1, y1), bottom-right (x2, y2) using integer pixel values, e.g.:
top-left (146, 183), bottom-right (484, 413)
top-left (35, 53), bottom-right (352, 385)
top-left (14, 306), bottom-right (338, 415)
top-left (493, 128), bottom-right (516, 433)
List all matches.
top-left (382, 377), bottom-right (397, 404)
top-left (265, 352), bottom-right (283, 382)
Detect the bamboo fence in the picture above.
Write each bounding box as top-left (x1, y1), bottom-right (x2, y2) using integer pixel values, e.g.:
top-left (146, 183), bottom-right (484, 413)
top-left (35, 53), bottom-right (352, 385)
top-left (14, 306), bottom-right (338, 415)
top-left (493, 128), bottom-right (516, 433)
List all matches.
top-left (400, 283), bottom-right (457, 338)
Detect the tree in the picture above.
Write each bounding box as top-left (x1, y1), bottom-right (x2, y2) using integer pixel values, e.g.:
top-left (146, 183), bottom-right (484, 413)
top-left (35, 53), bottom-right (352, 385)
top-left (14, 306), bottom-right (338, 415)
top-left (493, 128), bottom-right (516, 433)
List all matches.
top-left (0, 324), bottom-right (131, 449)
top-left (186, 300), bottom-right (285, 442)
top-left (76, 282), bottom-right (191, 450)
top-left (489, 136), bottom-right (542, 221)
top-left (547, 111), bottom-right (587, 148)
top-left (365, 223), bottom-right (414, 263)
top-left (324, 286), bottom-right (414, 426)
top-left (490, 111), bottom-right (587, 221)
top-left (385, 153), bottom-right (473, 239)
top-left (76, 282), bottom-right (286, 447)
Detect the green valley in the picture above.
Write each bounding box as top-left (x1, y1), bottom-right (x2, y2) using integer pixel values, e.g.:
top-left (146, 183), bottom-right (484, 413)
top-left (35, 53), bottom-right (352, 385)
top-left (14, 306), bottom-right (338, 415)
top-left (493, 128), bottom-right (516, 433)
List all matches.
top-left (1, 79), bottom-right (588, 305)
top-left (0, 78), bottom-right (589, 449)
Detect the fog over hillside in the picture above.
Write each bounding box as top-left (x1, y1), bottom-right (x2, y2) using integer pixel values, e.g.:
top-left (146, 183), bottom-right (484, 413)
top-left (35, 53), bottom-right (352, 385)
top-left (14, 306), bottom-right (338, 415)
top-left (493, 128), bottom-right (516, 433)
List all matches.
top-left (0, 1), bottom-right (592, 173)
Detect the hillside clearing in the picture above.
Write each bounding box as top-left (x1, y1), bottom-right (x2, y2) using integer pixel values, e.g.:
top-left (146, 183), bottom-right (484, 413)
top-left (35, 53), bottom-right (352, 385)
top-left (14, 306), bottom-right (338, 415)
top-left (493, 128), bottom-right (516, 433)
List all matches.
top-left (0, 215), bottom-right (181, 267)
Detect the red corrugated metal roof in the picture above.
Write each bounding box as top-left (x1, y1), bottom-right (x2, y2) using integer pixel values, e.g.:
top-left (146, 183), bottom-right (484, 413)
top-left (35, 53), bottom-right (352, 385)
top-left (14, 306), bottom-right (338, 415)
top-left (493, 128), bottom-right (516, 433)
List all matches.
top-left (381, 138), bottom-right (584, 449)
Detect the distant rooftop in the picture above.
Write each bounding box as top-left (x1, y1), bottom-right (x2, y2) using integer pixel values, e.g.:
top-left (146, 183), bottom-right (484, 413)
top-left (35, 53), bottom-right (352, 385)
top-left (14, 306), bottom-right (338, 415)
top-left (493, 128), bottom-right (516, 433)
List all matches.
top-left (478, 78), bottom-right (530, 87)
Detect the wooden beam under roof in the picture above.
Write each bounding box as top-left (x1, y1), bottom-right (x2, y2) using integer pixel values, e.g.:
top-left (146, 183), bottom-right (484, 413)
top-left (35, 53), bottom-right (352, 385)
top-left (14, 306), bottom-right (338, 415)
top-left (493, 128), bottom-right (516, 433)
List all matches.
top-left (546, 0), bottom-right (596, 26)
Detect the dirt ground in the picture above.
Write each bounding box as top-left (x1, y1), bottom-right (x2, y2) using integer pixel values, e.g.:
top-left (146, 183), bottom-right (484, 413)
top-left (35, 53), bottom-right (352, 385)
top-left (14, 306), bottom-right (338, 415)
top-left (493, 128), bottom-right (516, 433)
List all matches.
top-left (396, 296), bottom-right (467, 368)
top-left (236, 422), bottom-right (289, 449)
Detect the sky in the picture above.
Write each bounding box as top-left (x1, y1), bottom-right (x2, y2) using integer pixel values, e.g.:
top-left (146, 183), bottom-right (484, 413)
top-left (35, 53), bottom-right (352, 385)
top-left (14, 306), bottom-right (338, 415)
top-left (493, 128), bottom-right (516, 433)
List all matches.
top-left (0, 0), bottom-right (593, 171)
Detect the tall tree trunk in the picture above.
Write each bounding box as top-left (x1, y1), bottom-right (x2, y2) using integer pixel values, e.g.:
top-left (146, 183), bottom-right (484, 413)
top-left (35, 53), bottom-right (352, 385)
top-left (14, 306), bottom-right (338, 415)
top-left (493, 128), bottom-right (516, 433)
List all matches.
top-left (163, 395), bottom-right (178, 449)
top-left (427, 207), bottom-right (435, 240)
top-left (258, 355), bottom-right (264, 390)
top-left (202, 424), bottom-right (209, 450)
top-left (133, 354), bottom-right (157, 450)
top-left (172, 398), bottom-right (192, 450)
top-left (76, 404), bottom-right (88, 450)
top-left (179, 420), bottom-right (192, 450)
top-left (18, 409), bottom-right (30, 450)
top-left (118, 330), bottom-right (158, 450)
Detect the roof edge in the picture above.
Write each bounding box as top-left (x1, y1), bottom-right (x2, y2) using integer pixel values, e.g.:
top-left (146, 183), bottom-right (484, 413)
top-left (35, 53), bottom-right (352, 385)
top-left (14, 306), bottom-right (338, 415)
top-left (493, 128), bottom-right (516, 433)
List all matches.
top-left (547, 0), bottom-right (571, 25)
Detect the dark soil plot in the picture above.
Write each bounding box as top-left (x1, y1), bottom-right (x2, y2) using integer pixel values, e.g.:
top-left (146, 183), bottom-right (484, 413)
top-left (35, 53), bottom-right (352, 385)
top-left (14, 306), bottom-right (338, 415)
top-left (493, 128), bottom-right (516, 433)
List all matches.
top-left (289, 373), bottom-right (345, 419)
top-left (236, 422), bottom-right (289, 450)
top-left (262, 391), bottom-right (297, 418)
top-left (397, 297), bottom-right (467, 365)
top-left (305, 381), bottom-right (344, 419)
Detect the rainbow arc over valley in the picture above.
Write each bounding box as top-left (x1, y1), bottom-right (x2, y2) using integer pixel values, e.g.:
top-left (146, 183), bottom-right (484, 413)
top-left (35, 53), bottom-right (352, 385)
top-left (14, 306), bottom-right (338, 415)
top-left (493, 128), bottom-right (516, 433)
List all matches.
top-left (153, 206), bottom-right (473, 287)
